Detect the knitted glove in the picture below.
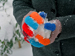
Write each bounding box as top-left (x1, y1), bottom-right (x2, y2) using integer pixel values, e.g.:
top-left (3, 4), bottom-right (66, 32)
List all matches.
top-left (22, 11), bottom-right (56, 48)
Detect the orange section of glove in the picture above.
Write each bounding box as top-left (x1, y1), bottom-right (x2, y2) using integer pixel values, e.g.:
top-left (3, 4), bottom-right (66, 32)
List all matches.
top-left (35, 34), bottom-right (50, 46)
top-left (30, 12), bottom-right (44, 24)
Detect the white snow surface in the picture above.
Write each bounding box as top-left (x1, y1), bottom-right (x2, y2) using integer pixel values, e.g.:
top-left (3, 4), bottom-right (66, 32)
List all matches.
top-left (11, 42), bottom-right (33, 56)
top-left (0, 0), bottom-right (16, 41)
top-left (0, 0), bottom-right (33, 56)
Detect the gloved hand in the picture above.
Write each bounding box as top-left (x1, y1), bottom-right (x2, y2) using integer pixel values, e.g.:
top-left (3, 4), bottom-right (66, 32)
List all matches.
top-left (22, 11), bottom-right (61, 48)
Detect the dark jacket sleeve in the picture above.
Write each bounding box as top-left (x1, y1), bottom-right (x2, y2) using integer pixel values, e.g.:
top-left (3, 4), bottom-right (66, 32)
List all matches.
top-left (13, 0), bottom-right (36, 26)
top-left (54, 15), bottom-right (75, 41)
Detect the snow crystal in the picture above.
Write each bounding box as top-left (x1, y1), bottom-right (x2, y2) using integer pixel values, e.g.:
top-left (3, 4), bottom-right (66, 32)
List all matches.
top-left (69, 0), bottom-right (71, 2)
top-left (65, 19), bottom-right (68, 22)
top-left (35, 38), bottom-right (39, 42)
top-left (56, 54), bottom-right (59, 56)
top-left (69, 15), bottom-right (72, 17)
top-left (53, 20), bottom-right (57, 23)
top-left (64, 23), bottom-right (65, 25)
top-left (62, 43), bottom-right (64, 45)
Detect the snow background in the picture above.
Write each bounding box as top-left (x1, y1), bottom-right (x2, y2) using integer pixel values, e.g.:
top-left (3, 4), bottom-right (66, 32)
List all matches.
top-left (11, 42), bottom-right (33, 56)
top-left (0, 0), bottom-right (33, 56)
